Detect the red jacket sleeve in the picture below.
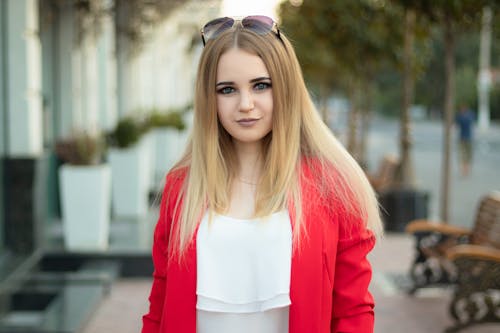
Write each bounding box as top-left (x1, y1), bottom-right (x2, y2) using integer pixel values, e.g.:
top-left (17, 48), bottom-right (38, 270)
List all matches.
top-left (141, 173), bottom-right (179, 333)
top-left (331, 218), bottom-right (376, 333)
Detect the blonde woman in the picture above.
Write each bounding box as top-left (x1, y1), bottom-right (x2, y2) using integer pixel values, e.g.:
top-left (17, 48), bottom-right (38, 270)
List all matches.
top-left (142, 16), bottom-right (383, 333)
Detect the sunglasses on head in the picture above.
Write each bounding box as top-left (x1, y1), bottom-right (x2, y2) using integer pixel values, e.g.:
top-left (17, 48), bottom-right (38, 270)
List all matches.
top-left (201, 15), bottom-right (281, 46)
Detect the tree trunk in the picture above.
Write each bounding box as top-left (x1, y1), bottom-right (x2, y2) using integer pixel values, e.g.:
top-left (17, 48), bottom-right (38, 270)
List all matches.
top-left (440, 16), bottom-right (455, 223)
top-left (358, 81), bottom-right (373, 170)
top-left (399, 8), bottom-right (416, 188)
top-left (347, 86), bottom-right (360, 160)
top-left (320, 84), bottom-right (329, 124)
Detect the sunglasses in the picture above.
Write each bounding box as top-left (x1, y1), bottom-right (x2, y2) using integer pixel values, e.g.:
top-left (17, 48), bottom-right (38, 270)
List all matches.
top-left (201, 15), bottom-right (281, 46)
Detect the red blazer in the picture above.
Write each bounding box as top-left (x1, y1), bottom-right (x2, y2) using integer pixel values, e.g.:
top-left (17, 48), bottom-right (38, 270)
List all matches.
top-left (142, 164), bottom-right (376, 333)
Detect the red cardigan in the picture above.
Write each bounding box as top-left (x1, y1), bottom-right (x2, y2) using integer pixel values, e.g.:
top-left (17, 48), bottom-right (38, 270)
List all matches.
top-left (142, 165), bottom-right (376, 333)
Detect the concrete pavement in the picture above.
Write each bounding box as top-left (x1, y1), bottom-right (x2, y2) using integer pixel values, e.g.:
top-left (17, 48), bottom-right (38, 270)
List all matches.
top-left (370, 233), bottom-right (498, 333)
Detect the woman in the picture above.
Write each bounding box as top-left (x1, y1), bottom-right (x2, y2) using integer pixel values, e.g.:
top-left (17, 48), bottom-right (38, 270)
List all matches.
top-left (142, 16), bottom-right (383, 333)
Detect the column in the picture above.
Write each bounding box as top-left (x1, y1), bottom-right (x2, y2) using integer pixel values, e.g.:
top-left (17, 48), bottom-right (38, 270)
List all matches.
top-left (3, 0), bottom-right (45, 253)
top-left (97, 0), bottom-right (117, 131)
top-left (6, 0), bottom-right (43, 156)
top-left (57, 1), bottom-right (76, 137)
top-left (477, 7), bottom-right (492, 132)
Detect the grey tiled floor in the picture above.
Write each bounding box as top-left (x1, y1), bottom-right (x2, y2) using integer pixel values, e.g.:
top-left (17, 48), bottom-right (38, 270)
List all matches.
top-left (81, 233), bottom-right (499, 333)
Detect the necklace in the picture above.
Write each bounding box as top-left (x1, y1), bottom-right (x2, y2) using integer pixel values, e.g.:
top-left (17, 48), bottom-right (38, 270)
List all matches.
top-left (238, 178), bottom-right (258, 186)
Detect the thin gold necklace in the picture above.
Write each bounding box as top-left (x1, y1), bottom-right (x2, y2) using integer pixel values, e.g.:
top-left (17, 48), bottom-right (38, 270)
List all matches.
top-left (238, 178), bottom-right (257, 185)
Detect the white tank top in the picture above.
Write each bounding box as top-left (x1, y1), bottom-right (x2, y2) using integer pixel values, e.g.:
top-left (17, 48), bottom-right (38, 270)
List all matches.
top-left (196, 210), bottom-right (292, 333)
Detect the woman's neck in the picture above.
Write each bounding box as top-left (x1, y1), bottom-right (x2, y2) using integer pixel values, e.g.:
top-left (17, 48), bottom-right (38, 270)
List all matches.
top-left (234, 141), bottom-right (263, 183)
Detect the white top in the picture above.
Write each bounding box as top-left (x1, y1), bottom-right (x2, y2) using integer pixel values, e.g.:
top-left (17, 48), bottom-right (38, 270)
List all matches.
top-left (196, 210), bottom-right (292, 333)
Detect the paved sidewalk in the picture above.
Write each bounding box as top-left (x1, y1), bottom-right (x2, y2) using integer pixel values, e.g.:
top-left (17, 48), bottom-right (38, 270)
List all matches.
top-left (81, 233), bottom-right (499, 333)
top-left (369, 233), bottom-right (498, 333)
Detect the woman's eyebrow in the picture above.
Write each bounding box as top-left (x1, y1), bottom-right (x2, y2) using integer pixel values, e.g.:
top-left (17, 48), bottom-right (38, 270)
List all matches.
top-left (216, 77), bottom-right (271, 87)
top-left (216, 81), bottom-right (233, 87)
top-left (250, 76), bottom-right (271, 83)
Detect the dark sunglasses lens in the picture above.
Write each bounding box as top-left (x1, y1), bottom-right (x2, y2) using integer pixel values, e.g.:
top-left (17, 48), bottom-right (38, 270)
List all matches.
top-left (203, 17), bottom-right (234, 41)
top-left (242, 15), bottom-right (274, 34)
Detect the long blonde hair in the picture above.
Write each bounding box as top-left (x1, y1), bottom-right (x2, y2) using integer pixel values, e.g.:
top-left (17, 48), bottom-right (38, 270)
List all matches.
top-left (170, 25), bottom-right (383, 256)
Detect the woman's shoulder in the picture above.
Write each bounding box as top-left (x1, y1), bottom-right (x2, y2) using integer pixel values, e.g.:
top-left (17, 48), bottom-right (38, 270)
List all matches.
top-left (299, 155), bottom-right (360, 214)
top-left (166, 166), bottom-right (188, 184)
top-left (299, 156), bottom-right (340, 184)
top-left (162, 167), bottom-right (188, 199)
top-left (299, 156), bottom-right (341, 201)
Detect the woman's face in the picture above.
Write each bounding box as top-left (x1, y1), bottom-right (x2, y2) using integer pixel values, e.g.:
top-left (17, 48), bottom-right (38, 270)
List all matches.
top-left (215, 48), bottom-right (273, 147)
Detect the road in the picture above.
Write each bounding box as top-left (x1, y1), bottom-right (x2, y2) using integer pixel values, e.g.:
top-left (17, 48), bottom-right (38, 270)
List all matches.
top-left (363, 116), bottom-right (500, 229)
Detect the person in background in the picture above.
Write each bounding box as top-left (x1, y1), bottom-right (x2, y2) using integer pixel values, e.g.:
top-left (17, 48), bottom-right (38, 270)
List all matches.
top-left (142, 15), bottom-right (383, 333)
top-left (455, 105), bottom-right (475, 177)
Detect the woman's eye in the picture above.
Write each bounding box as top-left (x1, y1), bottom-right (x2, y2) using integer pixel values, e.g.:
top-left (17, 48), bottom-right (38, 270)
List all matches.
top-left (217, 86), bottom-right (235, 95)
top-left (254, 82), bottom-right (271, 90)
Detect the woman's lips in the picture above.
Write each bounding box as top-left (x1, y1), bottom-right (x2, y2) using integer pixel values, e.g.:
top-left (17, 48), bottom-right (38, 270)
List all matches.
top-left (236, 118), bottom-right (260, 127)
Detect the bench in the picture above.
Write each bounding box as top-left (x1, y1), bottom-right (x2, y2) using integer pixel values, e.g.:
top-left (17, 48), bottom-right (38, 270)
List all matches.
top-left (405, 192), bottom-right (500, 332)
top-left (366, 154), bottom-right (399, 193)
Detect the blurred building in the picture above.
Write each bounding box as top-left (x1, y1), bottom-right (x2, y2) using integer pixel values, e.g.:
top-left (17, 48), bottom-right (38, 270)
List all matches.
top-left (0, 0), bottom-right (220, 331)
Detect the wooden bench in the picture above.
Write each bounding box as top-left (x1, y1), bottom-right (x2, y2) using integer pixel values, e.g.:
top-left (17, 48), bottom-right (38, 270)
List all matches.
top-left (366, 154), bottom-right (399, 193)
top-left (405, 192), bottom-right (500, 332)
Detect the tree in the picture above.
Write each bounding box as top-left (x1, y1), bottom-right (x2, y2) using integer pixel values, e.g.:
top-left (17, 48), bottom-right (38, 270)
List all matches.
top-left (279, 0), bottom-right (403, 164)
top-left (404, 0), bottom-right (498, 222)
top-left (385, 1), bottom-right (433, 189)
top-left (115, 0), bottom-right (188, 56)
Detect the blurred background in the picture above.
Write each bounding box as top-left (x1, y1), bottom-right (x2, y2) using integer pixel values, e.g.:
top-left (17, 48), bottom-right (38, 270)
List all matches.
top-left (0, 0), bottom-right (499, 332)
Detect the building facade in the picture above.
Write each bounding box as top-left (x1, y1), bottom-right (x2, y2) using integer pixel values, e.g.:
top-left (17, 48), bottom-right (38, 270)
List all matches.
top-left (0, 0), bottom-right (220, 330)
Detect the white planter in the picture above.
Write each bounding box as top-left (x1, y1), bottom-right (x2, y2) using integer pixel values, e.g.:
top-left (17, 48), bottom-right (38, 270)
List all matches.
top-left (144, 131), bottom-right (156, 190)
top-left (178, 110), bottom-right (193, 157)
top-left (108, 138), bottom-right (150, 218)
top-left (59, 164), bottom-right (111, 251)
top-left (152, 127), bottom-right (180, 185)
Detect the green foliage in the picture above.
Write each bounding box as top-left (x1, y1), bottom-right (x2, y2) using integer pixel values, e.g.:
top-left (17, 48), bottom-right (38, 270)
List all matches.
top-left (395, 0), bottom-right (497, 25)
top-left (373, 69), bottom-right (402, 116)
top-left (146, 104), bottom-right (190, 130)
top-left (106, 104), bottom-right (191, 148)
top-left (55, 131), bottom-right (105, 166)
top-left (148, 111), bottom-right (186, 130)
top-left (279, 0), bottom-right (433, 123)
top-left (279, 0), bottom-right (405, 95)
top-left (455, 66), bottom-right (478, 108)
top-left (115, 0), bottom-right (189, 55)
top-left (107, 116), bottom-right (148, 149)
top-left (412, 28), bottom-right (500, 119)
top-left (372, 4), bottom-right (499, 119)
top-left (280, 0), bottom-right (499, 121)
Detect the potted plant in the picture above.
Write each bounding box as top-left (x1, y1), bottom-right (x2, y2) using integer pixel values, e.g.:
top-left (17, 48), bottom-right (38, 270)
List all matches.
top-left (107, 116), bottom-right (151, 219)
top-left (56, 131), bottom-right (111, 251)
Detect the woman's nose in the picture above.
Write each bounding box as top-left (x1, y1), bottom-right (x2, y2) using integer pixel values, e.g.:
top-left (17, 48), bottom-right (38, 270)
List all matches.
top-left (239, 91), bottom-right (254, 111)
